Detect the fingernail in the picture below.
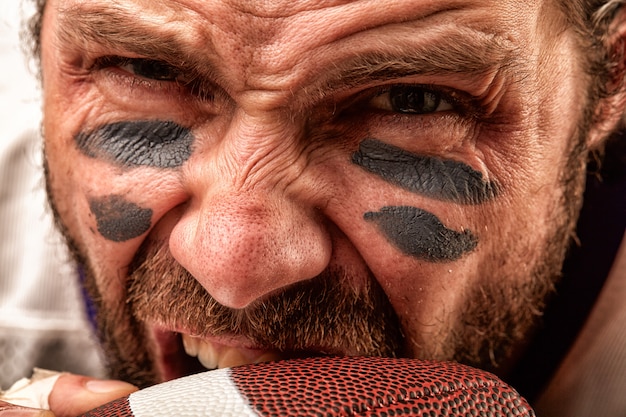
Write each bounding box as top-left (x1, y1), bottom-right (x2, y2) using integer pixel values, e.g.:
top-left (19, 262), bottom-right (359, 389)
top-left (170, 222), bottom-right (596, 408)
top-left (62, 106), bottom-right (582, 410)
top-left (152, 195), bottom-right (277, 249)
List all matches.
top-left (86, 379), bottom-right (136, 393)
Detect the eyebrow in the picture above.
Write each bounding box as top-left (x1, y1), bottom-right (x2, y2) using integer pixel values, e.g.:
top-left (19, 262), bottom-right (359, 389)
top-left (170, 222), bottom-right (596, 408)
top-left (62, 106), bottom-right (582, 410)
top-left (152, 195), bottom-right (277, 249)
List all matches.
top-left (56, 5), bottom-right (218, 78)
top-left (306, 28), bottom-right (520, 100)
top-left (56, 4), bottom-right (519, 101)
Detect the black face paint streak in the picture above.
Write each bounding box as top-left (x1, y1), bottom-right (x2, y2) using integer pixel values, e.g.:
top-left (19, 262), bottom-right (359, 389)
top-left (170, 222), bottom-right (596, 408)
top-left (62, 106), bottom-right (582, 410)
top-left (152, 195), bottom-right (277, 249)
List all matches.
top-left (89, 195), bottom-right (153, 242)
top-left (75, 120), bottom-right (193, 168)
top-left (352, 139), bottom-right (498, 204)
top-left (365, 206), bottom-right (478, 262)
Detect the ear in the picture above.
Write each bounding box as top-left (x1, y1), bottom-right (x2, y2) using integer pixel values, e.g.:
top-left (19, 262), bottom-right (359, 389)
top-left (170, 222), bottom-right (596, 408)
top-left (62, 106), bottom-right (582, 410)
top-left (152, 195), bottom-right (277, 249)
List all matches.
top-left (587, 6), bottom-right (626, 150)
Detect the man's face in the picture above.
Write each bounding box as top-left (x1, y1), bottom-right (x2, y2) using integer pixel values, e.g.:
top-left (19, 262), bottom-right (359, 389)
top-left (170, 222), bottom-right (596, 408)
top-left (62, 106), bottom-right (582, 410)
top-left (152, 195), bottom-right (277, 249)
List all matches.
top-left (41, 0), bottom-right (590, 386)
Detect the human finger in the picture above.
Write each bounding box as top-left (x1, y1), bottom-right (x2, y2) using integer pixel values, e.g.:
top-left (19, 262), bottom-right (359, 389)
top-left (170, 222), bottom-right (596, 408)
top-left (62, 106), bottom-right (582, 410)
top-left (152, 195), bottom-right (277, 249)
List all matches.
top-left (48, 374), bottom-right (137, 417)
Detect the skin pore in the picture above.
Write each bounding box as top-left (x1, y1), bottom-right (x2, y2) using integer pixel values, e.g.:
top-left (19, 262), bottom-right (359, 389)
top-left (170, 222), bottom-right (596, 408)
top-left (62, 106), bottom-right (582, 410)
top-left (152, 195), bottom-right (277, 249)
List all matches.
top-left (39, 0), bottom-right (596, 387)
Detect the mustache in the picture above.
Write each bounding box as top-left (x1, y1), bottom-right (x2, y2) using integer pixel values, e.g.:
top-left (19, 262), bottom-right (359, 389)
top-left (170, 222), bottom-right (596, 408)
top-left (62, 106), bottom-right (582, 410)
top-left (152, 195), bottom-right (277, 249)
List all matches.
top-left (126, 241), bottom-right (404, 357)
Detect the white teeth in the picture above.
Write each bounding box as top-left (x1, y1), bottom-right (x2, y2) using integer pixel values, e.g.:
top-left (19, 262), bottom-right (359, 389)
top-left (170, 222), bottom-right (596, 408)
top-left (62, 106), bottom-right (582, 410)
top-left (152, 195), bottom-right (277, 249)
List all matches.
top-left (197, 342), bottom-right (219, 370)
top-left (181, 334), bottom-right (281, 370)
top-left (181, 334), bottom-right (199, 357)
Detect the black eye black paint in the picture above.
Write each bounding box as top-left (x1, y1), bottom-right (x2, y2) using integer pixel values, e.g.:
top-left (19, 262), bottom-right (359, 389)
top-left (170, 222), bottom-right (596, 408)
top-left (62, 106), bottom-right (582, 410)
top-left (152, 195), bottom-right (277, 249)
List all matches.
top-left (365, 206), bottom-right (478, 262)
top-left (352, 139), bottom-right (497, 204)
top-left (89, 195), bottom-right (153, 242)
top-left (75, 120), bottom-right (193, 168)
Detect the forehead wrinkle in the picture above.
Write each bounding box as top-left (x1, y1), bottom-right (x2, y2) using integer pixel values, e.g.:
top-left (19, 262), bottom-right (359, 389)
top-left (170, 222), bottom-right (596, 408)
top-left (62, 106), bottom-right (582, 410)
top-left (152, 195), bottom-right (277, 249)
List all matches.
top-left (54, 0), bottom-right (523, 114)
top-left (229, 1), bottom-right (492, 88)
top-left (301, 26), bottom-right (521, 103)
top-left (216, 0), bottom-right (354, 18)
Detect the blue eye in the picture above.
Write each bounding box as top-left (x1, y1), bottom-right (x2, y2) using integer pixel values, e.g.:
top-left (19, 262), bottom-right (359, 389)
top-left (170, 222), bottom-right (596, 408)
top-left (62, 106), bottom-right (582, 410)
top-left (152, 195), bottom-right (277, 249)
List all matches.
top-left (370, 86), bottom-right (454, 114)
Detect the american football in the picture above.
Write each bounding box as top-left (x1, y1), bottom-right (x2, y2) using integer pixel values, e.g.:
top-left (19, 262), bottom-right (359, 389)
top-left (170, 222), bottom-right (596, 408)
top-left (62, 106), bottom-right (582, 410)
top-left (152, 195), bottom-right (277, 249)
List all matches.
top-left (82, 356), bottom-right (535, 416)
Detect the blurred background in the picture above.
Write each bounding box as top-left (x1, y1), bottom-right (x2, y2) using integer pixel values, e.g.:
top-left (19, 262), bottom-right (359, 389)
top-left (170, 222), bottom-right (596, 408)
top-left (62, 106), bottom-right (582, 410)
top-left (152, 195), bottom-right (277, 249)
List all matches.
top-left (0, 0), bottom-right (105, 388)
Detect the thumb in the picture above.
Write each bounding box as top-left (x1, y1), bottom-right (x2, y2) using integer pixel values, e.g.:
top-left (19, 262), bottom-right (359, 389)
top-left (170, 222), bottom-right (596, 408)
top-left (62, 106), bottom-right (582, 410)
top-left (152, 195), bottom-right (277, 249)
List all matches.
top-left (48, 375), bottom-right (137, 417)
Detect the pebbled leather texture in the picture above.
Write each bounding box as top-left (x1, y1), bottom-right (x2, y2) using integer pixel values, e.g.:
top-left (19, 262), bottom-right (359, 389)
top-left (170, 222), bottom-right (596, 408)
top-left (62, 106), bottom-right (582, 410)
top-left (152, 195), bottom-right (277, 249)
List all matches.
top-left (82, 356), bottom-right (536, 416)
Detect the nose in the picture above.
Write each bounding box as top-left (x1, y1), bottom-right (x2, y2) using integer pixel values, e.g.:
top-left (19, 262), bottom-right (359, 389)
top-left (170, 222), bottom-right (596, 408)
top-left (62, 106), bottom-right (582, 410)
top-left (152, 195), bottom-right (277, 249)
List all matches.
top-left (168, 112), bottom-right (332, 309)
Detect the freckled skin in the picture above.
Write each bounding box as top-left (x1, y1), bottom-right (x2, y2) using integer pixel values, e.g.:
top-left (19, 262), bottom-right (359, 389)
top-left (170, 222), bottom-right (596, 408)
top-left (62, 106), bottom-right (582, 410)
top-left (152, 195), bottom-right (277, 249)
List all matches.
top-left (40, 0), bottom-right (604, 389)
top-left (89, 195), bottom-right (153, 242)
top-left (364, 206), bottom-right (478, 262)
top-left (75, 121), bottom-right (193, 168)
top-left (352, 139), bottom-right (497, 205)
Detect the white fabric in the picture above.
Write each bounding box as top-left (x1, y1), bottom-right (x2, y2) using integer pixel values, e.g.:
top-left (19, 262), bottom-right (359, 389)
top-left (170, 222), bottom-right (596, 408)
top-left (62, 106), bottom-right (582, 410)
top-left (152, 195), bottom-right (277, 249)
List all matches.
top-left (0, 368), bottom-right (62, 409)
top-left (129, 369), bottom-right (258, 417)
top-left (0, 0), bottom-right (105, 388)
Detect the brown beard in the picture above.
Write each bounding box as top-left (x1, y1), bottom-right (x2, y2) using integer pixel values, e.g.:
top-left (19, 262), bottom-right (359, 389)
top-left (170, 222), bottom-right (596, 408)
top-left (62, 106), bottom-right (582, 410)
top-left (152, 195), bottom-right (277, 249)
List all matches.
top-left (87, 240), bottom-right (405, 387)
top-left (441, 126), bottom-right (589, 373)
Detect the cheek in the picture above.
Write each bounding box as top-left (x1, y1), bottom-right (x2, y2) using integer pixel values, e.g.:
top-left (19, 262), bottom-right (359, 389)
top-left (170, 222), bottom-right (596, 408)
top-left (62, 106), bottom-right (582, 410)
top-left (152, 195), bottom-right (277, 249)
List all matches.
top-left (76, 120), bottom-right (194, 168)
top-left (352, 139), bottom-right (498, 205)
top-left (364, 206), bottom-right (477, 262)
top-left (324, 170), bottom-right (472, 285)
top-left (320, 153), bottom-right (498, 349)
top-left (89, 195), bottom-right (153, 242)
top-left (329, 152), bottom-right (482, 270)
top-left (45, 124), bottom-right (187, 287)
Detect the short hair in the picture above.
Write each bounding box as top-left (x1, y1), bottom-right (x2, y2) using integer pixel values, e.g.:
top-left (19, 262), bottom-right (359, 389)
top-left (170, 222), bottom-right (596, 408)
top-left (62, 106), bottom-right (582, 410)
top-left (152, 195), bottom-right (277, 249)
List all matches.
top-left (558, 0), bottom-right (626, 125)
